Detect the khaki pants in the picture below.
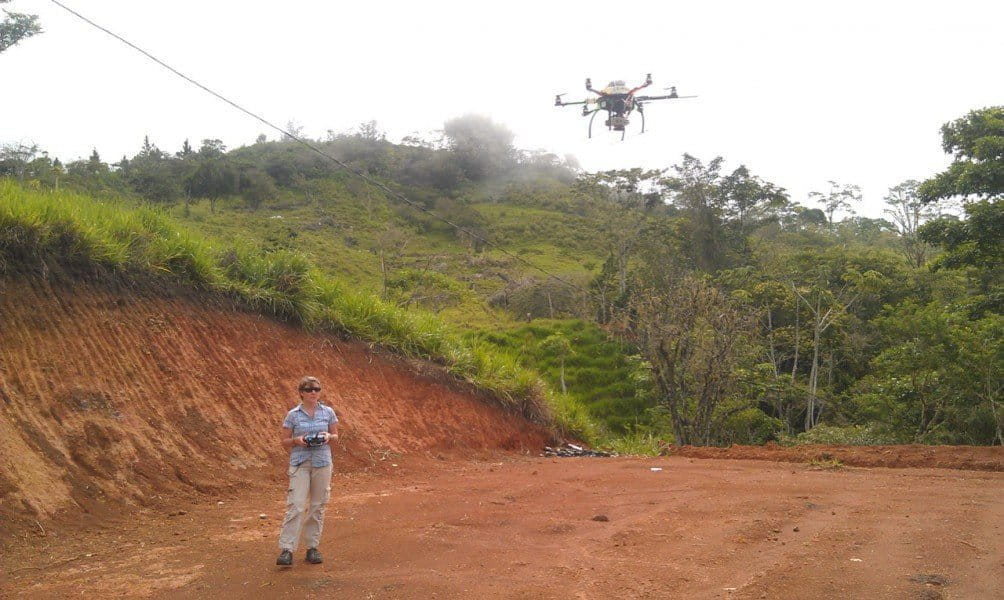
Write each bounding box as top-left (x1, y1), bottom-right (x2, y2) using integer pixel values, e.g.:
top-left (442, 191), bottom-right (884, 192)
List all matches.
top-left (278, 462), bottom-right (332, 551)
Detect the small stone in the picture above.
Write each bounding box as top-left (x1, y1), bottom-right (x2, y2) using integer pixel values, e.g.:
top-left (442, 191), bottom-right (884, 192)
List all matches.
top-left (793, 526), bottom-right (800, 532)
top-left (592, 515), bottom-right (609, 522)
top-left (259, 514), bottom-right (268, 520)
top-left (217, 501), bottom-right (224, 505)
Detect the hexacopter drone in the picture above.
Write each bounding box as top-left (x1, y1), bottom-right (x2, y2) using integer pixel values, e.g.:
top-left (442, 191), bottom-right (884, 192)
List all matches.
top-left (555, 74), bottom-right (695, 140)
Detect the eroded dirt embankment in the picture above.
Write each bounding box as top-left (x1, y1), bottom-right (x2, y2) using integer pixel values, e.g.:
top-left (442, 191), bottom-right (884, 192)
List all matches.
top-left (0, 273), bottom-right (549, 539)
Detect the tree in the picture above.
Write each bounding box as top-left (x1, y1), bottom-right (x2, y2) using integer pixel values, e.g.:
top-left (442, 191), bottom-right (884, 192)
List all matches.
top-left (239, 168), bottom-right (277, 209)
top-left (718, 165), bottom-right (789, 233)
top-left (626, 272), bottom-right (758, 446)
top-left (790, 267), bottom-right (886, 429)
top-left (355, 120), bottom-right (385, 141)
top-left (86, 149), bottom-right (108, 176)
top-left (176, 139), bottom-right (194, 158)
top-left (809, 181), bottom-right (861, 226)
top-left (660, 154), bottom-right (729, 272)
top-left (919, 106), bottom-right (1004, 203)
top-left (283, 120), bottom-right (304, 141)
top-left (795, 207), bottom-right (829, 228)
top-left (579, 168), bottom-right (662, 303)
top-left (883, 180), bottom-right (935, 268)
top-left (187, 158), bottom-right (236, 213)
top-left (920, 199), bottom-right (1003, 314)
top-left (442, 114), bottom-right (516, 181)
top-left (0, 141), bottom-right (38, 179)
top-left (197, 139), bottom-right (226, 159)
top-left (855, 303), bottom-right (1002, 444)
top-left (0, 1), bottom-right (41, 53)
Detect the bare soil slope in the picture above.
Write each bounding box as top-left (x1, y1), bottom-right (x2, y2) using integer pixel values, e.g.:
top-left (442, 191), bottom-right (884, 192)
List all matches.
top-left (0, 274), bottom-right (548, 540)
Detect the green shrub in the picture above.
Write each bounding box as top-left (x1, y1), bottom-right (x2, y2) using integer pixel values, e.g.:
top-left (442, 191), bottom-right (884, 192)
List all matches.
top-left (715, 407), bottom-right (785, 445)
top-left (779, 424), bottom-right (902, 446)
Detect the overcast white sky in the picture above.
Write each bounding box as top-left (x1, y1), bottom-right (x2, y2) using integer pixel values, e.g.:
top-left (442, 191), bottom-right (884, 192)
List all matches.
top-left (4, 1), bottom-right (1002, 216)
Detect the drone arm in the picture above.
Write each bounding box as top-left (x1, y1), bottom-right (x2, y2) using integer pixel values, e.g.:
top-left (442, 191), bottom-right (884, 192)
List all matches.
top-left (627, 73), bottom-right (654, 96)
top-left (635, 94), bottom-right (697, 101)
top-left (556, 99), bottom-right (589, 106)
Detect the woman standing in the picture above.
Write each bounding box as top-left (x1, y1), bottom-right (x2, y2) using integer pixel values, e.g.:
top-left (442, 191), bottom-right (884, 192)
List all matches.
top-left (276, 376), bottom-right (339, 566)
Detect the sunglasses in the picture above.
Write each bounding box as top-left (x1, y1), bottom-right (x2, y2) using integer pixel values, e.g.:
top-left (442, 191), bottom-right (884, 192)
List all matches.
top-left (300, 387), bottom-right (321, 393)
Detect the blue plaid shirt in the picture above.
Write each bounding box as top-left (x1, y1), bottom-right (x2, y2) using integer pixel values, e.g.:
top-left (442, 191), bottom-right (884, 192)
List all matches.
top-left (283, 403), bottom-right (338, 467)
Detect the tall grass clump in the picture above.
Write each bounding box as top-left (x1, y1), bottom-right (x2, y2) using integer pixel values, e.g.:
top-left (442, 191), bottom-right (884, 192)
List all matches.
top-left (602, 431), bottom-right (666, 456)
top-left (1, 181), bottom-right (583, 435)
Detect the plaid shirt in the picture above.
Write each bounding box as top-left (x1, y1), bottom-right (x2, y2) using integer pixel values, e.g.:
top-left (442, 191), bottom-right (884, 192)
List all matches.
top-left (283, 403), bottom-right (338, 467)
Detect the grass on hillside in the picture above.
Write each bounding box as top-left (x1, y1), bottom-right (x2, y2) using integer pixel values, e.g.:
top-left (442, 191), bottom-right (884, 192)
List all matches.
top-left (0, 180), bottom-right (597, 439)
top-left (168, 183), bottom-right (605, 330)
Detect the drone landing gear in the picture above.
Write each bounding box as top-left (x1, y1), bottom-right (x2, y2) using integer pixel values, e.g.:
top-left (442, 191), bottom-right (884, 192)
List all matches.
top-left (587, 109), bottom-right (600, 139)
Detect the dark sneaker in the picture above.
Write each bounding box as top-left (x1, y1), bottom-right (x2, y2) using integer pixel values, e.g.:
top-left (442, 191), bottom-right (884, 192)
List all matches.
top-left (305, 548), bottom-right (323, 564)
top-left (276, 549), bottom-right (293, 566)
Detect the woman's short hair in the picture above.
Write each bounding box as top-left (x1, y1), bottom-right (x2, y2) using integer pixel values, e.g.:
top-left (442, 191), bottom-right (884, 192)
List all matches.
top-left (298, 376), bottom-right (321, 391)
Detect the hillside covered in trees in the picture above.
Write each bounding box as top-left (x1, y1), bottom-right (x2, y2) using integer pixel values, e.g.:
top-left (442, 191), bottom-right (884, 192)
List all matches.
top-left (3, 107), bottom-right (1001, 448)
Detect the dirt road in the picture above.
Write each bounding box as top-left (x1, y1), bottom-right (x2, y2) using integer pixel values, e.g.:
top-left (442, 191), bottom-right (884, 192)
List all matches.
top-left (4, 455), bottom-right (1001, 600)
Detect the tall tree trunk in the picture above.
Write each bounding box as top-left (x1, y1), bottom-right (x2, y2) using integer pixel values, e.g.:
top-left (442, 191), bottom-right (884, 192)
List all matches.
top-left (791, 301), bottom-right (800, 380)
top-left (806, 319), bottom-right (821, 431)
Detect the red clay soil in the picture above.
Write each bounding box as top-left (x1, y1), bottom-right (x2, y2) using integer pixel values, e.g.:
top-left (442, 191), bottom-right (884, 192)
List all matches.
top-left (2, 272), bottom-right (1003, 599)
top-left (2, 455), bottom-right (1002, 599)
top-left (666, 443), bottom-right (1004, 472)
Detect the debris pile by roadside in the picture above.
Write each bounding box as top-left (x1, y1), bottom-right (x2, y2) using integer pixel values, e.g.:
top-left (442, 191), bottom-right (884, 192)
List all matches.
top-left (543, 443), bottom-right (615, 458)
